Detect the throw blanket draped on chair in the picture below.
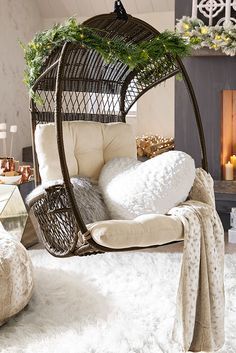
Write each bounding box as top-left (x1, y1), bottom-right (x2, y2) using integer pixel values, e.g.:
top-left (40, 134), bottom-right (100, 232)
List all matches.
top-left (170, 168), bottom-right (225, 352)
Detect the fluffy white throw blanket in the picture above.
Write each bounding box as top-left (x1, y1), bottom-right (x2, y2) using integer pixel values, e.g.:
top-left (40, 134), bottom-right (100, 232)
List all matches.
top-left (170, 168), bottom-right (225, 352)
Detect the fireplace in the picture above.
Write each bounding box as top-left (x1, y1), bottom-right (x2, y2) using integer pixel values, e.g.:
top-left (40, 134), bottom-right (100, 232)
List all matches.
top-left (221, 90), bottom-right (236, 180)
top-left (175, 0), bottom-right (236, 231)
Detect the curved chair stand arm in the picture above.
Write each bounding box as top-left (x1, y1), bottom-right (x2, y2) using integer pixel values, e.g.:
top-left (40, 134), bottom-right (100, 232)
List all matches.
top-left (54, 43), bottom-right (114, 255)
top-left (176, 57), bottom-right (208, 172)
top-left (55, 43), bottom-right (86, 242)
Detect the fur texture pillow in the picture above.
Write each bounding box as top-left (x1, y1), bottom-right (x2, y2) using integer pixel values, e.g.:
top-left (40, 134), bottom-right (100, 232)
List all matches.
top-left (27, 177), bottom-right (110, 225)
top-left (99, 151), bottom-right (195, 220)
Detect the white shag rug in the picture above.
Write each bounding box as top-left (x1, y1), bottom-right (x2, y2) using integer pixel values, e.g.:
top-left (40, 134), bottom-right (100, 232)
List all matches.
top-left (0, 249), bottom-right (235, 353)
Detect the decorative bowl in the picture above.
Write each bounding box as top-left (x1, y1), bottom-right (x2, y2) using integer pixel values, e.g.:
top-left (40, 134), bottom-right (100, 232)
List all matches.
top-left (0, 174), bottom-right (22, 185)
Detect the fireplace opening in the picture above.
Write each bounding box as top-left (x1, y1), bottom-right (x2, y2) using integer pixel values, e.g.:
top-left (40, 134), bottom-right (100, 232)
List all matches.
top-left (221, 90), bottom-right (236, 180)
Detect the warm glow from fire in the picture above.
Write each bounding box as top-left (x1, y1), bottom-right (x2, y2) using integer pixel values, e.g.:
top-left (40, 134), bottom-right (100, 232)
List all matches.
top-left (221, 90), bottom-right (236, 179)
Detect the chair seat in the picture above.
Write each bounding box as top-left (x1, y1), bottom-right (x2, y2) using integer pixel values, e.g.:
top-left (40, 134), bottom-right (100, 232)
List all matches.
top-left (88, 213), bottom-right (184, 249)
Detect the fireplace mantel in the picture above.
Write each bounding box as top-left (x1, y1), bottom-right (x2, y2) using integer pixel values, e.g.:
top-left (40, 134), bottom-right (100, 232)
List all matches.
top-left (191, 48), bottom-right (227, 57)
top-left (215, 180), bottom-right (236, 196)
top-left (215, 180), bottom-right (236, 230)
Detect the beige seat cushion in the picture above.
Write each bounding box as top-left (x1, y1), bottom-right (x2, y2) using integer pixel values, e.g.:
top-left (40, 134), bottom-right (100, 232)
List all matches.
top-left (35, 121), bottom-right (137, 183)
top-left (88, 213), bottom-right (184, 249)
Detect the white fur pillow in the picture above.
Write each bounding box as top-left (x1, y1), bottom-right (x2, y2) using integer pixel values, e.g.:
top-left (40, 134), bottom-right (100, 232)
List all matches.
top-left (99, 151), bottom-right (195, 219)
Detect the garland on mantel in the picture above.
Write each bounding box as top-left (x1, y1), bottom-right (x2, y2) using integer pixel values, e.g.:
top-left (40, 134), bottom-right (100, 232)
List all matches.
top-left (22, 17), bottom-right (190, 101)
top-left (176, 16), bottom-right (236, 56)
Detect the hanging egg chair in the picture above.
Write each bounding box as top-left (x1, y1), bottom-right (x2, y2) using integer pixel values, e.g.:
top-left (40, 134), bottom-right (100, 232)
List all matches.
top-left (29, 1), bottom-right (208, 257)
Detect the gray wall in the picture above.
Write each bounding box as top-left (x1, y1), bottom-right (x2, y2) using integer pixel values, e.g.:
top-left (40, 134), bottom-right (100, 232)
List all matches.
top-left (175, 1), bottom-right (236, 180)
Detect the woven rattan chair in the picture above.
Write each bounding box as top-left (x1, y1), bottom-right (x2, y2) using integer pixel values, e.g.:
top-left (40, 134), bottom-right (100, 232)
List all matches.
top-left (30, 2), bottom-right (208, 257)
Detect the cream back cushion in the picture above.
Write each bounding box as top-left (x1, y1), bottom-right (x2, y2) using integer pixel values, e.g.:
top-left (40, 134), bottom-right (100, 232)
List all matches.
top-left (35, 121), bottom-right (137, 183)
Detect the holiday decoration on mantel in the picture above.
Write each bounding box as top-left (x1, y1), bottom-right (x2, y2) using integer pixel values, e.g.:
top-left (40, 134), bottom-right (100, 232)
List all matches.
top-left (136, 135), bottom-right (174, 159)
top-left (176, 0), bottom-right (236, 56)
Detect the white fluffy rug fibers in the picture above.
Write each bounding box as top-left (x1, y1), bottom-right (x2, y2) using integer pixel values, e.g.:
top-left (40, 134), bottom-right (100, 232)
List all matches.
top-left (0, 250), bottom-right (235, 353)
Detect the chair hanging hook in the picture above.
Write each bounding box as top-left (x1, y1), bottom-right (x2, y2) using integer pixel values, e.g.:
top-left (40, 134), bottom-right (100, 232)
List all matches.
top-left (114, 0), bottom-right (128, 21)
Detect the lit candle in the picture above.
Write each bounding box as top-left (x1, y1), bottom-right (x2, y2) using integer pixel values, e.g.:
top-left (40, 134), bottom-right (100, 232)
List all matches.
top-left (230, 155), bottom-right (236, 169)
top-left (225, 161), bottom-right (234, 180)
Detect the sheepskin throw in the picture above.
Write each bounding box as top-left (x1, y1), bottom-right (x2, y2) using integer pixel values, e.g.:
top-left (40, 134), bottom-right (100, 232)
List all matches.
top-left (27, 177), bottom-right (110, 225)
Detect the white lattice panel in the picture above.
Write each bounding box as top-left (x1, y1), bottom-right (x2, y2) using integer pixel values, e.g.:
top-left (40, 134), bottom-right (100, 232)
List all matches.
top-left (192, 0), bottom-right (236, 26)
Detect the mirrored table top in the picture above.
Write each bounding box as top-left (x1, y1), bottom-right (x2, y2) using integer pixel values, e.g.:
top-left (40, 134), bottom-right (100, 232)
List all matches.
top-left (0, 184), bottom-right (28, 241)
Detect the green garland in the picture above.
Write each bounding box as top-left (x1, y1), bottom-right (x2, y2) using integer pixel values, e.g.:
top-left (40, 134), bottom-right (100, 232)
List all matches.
top-left (176, 16), bottom-right (236, 56)
top-left (22, 17), bottom-right (190, 101)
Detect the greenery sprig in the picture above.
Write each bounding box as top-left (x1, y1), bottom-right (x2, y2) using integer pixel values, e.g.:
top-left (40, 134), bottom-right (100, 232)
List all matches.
top-left (176, 16), bottom-right (236, 56)
top-left (22, 17), bottom-right (190, 101)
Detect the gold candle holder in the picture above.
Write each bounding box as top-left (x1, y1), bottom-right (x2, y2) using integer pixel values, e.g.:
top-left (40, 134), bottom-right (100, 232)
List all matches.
top-left (0, 157), bottom-right (14, 172)
top-left (18, 165), bottom-right (31, 183)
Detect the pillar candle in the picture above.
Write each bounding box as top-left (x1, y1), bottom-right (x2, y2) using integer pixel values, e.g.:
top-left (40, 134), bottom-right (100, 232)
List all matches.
top-left (225, 161), bottom-right (234, 180)
top-left (230, 155), bottom-right (236, 169)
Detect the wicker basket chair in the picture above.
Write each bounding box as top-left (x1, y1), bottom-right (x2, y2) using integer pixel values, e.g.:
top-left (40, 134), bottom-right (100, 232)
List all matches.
top-left (30, 4), bottom-right (208, 257)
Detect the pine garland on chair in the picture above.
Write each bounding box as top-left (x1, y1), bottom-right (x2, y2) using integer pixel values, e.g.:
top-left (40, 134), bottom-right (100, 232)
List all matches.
top-left (21, 17), bottom-right (190, 101)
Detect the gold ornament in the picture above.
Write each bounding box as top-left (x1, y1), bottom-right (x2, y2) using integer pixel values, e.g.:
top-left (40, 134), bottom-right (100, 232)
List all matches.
top-left (136, 134), bottom-right (174, 159)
